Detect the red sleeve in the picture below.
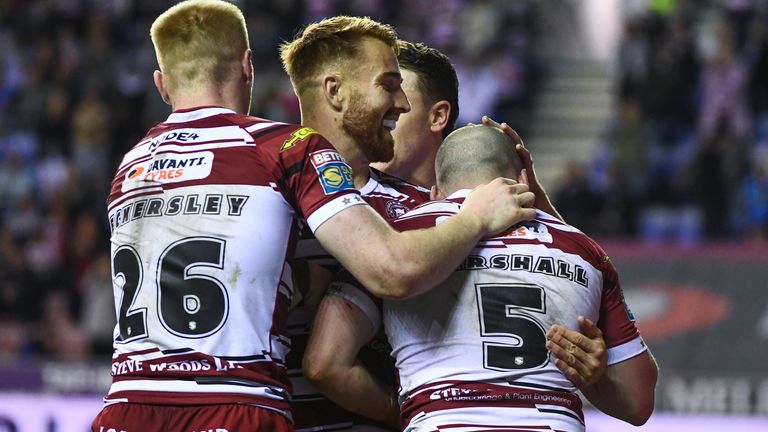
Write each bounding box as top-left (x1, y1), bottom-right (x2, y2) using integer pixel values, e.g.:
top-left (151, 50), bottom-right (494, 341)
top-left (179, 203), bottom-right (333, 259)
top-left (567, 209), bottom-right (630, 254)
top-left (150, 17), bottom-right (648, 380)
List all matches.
top-left (598, 258), bottom-right (641, 349)
top-left (274, 127), bottom-right (363, 229)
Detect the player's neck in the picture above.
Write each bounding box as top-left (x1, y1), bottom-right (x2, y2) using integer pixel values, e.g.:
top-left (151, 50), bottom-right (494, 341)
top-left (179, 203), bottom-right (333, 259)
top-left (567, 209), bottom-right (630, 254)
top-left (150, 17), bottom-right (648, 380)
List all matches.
top-left (301, 111), bottom-right (371, 188)
top-left (381, 163), bottom-right (435, 188)
top-left (169, 82), bottom-right (247, 114)
top-left (372, 150), bottom-right (437, 188)
top-left (335, 139), bottom-right (371, 188)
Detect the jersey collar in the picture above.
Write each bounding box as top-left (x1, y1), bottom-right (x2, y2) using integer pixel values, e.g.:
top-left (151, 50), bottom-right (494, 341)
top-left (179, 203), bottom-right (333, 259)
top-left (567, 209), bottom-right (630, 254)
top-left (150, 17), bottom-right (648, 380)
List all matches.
top-left (166, 106), bottom-right (236, 124)
top-left (446, 189), bottom-right (472, 200)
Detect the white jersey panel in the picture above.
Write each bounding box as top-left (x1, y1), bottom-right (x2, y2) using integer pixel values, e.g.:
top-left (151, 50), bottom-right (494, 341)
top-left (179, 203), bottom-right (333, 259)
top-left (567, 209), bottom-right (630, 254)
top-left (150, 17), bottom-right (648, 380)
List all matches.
top-left (109, 182), bottom-right (293, 359)
top-left (384, 243), bottom-right (603, 396)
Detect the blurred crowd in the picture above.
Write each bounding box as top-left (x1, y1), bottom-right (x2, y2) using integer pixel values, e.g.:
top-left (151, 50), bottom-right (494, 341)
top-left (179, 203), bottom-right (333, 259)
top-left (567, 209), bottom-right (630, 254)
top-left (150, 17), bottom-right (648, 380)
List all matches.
top-left (0, 0), bottom-right (537, 361)
top-left (556, 0), bottom-right (768, 242)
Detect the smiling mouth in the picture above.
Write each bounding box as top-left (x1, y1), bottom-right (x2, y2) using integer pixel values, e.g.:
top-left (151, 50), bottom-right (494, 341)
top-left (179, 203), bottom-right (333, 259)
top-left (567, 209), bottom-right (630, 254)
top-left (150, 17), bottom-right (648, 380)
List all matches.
top-left (383, 119), bottom-right (397, 131)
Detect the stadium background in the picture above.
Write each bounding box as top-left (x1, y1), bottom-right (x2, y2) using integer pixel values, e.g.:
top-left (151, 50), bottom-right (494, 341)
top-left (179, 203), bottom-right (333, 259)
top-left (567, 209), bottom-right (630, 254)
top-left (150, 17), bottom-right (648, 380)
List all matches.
top-left (0, 0), bottom-right (766, 430)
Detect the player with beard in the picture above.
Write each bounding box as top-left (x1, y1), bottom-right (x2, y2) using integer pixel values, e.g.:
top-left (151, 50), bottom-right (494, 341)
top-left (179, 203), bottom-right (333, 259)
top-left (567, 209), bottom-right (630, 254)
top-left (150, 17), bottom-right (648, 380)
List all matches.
top-left (279, 18), bottom-right (438, 431)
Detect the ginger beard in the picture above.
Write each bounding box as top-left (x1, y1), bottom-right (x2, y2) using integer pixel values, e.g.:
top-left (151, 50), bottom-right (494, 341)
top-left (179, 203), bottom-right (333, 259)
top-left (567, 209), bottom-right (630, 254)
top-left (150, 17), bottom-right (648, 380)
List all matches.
top-left (342, 90), bottom-right (395, 163)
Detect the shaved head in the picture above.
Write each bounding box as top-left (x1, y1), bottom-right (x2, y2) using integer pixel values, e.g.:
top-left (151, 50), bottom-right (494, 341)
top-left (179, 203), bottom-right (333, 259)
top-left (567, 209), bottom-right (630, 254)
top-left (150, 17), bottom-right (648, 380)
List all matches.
top-left (435, 124), bottom-right (523, 195)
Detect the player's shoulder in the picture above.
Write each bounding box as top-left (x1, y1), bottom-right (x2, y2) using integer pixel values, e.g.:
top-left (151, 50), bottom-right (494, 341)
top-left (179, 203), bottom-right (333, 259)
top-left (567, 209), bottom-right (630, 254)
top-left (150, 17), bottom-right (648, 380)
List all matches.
top-left (218, 115), bottom-right (341, 162)
top-left (535, 212), bottom-right (612, 269)
top-left (227, 114), bottom-right (299, 141)
top-left (391, 198), bottom-right (460, 231)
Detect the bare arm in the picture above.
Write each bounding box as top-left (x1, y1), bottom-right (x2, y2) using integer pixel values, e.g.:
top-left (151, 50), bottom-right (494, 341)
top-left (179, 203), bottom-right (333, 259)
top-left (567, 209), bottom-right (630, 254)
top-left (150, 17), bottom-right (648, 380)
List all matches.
top-left (547, 318), bottom-right (658, 425)
top-left (481, 116), bottom-right (565, 222)
top-left (580, 351), bottom-right (658, 425)
top-left (314, 177), bottom-right (535, 299)
top-left (303, 293), bottom-right (399, 429)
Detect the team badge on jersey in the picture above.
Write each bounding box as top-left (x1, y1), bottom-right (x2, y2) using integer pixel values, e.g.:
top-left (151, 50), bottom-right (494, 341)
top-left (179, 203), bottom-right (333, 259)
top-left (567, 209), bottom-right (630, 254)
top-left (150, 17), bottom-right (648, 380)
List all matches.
top-left (281, 127), bottom-right (318, 152)
top-left (385, 200), bottom-right (410, 218)
top-left (310, 149), bottom-right (354, 195)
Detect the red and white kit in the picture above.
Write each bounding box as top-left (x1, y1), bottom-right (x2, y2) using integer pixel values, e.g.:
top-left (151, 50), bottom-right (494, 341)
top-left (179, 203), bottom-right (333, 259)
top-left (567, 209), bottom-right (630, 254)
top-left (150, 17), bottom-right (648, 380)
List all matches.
top-left (289, 167), bottom-right (429, 431)
top-left (103, 106), bottom-right (364, 419)
top-left (339, 190), bottom-right (647, 432)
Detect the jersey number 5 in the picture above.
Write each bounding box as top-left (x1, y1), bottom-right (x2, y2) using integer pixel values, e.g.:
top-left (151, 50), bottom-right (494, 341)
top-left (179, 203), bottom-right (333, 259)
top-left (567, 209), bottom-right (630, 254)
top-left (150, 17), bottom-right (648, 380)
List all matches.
top-left (476, 283), bottom-right (548, 371)
top-left (112, 237), bottom-right (228, 342)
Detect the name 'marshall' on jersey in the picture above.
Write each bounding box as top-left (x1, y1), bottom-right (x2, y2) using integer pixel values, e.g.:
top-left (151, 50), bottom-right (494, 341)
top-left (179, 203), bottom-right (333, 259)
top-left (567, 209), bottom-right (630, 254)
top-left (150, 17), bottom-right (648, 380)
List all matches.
top-left (459, 253), bottom-right (589, 287)
top-left (108, 193), bottom-right (249, 234)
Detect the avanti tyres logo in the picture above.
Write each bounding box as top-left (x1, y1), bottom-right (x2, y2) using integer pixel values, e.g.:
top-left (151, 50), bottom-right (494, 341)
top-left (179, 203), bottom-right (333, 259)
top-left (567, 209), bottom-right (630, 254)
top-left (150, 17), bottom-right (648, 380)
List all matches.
top-left (127, 166), bottom-right (145, 180)
top-left (122, 151), bottom-right (214, 192)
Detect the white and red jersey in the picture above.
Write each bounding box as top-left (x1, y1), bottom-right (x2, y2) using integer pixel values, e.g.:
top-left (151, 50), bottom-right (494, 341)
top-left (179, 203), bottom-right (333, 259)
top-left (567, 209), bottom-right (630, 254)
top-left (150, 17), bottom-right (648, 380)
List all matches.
top-left (104, 106), bottom-right (365, 416)
top-left (289, 167), bottom-right (429, 431)
top-left (344, 189), bottom-right (646, 432)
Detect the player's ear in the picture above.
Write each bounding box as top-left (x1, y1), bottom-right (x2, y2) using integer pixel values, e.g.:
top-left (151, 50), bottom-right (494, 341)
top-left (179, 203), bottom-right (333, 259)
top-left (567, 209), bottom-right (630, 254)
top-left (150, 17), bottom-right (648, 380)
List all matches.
top-left (241, 49), bottom-right (253, 87)
top-left (153, 70), bottom-right (170, 105)
top-left (430, 185), bottom-right (445, 201)
top-left (429, 100), bottom-right (451, 134)
top-left (323, 74), bottom-right (344, 111)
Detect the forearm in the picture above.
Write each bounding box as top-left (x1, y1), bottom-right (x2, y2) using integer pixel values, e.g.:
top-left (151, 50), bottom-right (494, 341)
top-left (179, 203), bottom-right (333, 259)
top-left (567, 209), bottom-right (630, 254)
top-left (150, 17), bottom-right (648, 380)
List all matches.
top-left (311, 361), bottom-right (399, 427)
top-left (316, 206), bottom-right (485, 299)
top-left (580, 351), bottom-right (658, 426)
top-left (378, 211), bottom-right (484, 298)
top-left (304, 294), bottom-right (398, 427)
top-left (316, 179), bottom-right (535, 299)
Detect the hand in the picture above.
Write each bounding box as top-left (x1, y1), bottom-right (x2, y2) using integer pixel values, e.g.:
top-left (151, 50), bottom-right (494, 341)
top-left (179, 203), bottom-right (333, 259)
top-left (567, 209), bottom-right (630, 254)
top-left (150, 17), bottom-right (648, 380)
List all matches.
top-left (461, 177), bottom-right (536, 236)
top-left (481, 116), bottom-right (538, 190)
top-left (546, 316), bottom-right (607, 389)
top-left (481, 116), bottom-right (565, 222)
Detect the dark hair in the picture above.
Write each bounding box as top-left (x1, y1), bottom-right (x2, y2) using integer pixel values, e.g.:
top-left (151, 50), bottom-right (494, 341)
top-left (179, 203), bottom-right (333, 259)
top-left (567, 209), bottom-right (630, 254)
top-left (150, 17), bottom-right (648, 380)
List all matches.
top-left (397, 41), bottom-right (459, 139)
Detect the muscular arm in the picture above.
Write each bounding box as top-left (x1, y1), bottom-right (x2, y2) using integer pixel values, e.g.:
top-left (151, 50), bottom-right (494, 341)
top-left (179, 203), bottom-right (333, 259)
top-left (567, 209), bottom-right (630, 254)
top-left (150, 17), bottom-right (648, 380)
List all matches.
top-left (547, 318), bottom-right (658, 425)
top-left (315, 178), bottom-right (535, 299)
top-left (580, 350), bottom-right (658, 425)
top-left (303, 293), bottom-right (399, 429)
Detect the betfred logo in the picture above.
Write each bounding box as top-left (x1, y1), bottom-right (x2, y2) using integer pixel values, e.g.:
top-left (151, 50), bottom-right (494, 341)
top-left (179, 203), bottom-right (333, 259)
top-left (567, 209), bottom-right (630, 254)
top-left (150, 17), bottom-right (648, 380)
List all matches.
top-left (310, 149), bottom-right (347, 167)
top-left (122, 151), bottom-right (214, 192)
top-left (310, 149), bottom-right (354, 195)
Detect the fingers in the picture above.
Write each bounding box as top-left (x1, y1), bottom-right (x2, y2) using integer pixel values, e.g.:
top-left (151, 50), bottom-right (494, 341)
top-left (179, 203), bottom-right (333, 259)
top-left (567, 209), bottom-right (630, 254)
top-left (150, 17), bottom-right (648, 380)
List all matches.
top-left (518, 168), bottom-right (531, 188)
top-left (546, 338), bottom-right (592, 388)
top-left (547, 326), bottom-right (594, 365)
top-left (515, 143), bottom-right (533, 164)
top-left (463, 177), bottom-right (537, 235)
top-left (518, 190), bottom-right (536, 208)
top-left (500, 177), bottom-right (520, 186)
top-left (482, 116), bottom-right (524, 146)
top-left (577, 316), bottom-right (603, 339)
top-left (550, 350), bottom-right (586, 388)
top-left (500, 123), bottom-right (523, 147)
top-left (547, 322), bottom-right (607, 388)
top-left (481, 115), bottom-right (500, 128)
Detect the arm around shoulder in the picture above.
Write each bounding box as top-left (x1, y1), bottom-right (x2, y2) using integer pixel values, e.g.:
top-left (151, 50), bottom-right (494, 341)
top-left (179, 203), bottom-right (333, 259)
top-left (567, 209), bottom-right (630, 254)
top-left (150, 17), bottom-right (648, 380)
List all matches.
top-left (314, 178), bottom-right (536, 299)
